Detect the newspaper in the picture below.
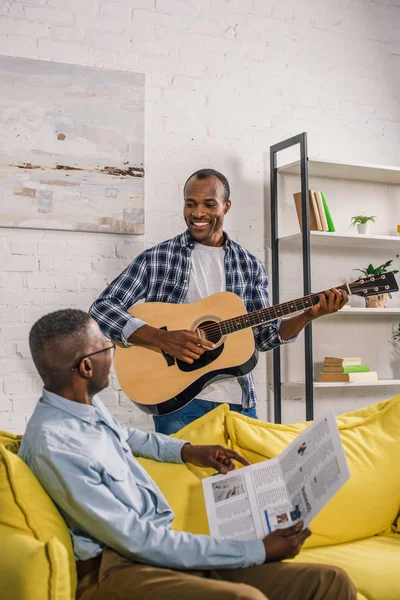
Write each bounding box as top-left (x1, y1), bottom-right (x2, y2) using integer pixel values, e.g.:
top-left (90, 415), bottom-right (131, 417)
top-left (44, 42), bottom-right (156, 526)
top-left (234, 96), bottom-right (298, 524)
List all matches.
top-left (202, 411), bottom-right (350, 541)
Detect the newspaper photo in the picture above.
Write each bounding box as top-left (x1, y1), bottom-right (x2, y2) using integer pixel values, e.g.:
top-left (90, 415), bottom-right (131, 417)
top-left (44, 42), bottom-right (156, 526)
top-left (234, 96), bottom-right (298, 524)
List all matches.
top-left (202, 411), bottom-right (350, 541)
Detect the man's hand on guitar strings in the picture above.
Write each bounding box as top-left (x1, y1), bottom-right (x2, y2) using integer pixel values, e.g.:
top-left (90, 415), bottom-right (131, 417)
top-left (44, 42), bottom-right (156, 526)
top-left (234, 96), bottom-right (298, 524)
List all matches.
top-left (156, 328), bottom-right (215, 364)
top-left (180, 444), bottom-right (250, 473)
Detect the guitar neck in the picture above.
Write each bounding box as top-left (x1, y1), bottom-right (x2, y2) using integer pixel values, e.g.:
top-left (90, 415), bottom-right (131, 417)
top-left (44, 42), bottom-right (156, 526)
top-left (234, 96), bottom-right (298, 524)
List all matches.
top-left (219, 284), bottom-right (350, 335)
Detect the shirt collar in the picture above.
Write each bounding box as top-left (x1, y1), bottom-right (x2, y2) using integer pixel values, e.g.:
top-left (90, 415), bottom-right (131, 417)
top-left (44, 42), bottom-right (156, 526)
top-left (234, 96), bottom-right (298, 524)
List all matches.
top-left (179, 229), bottom-right (232, 249)
top-left (41, 388), bottom-right (98, 425)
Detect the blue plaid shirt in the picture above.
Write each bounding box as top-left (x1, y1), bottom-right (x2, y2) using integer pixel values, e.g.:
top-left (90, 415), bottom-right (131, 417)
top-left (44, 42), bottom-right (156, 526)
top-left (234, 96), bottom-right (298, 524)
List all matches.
top-left (90, 230), bottom-right (293, 409)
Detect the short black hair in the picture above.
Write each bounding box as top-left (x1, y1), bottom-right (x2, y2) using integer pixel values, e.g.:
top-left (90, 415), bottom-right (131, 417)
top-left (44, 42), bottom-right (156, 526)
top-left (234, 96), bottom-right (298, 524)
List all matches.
top-left (29, 309), bottom-right (91, 383)
top-left (184, 168), bottom-right (230, 203)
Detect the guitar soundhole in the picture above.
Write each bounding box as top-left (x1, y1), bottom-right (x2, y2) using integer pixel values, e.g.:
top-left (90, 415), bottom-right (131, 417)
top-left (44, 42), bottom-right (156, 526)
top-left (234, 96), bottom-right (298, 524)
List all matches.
top-left (197, 320), bottom-right (222, 345)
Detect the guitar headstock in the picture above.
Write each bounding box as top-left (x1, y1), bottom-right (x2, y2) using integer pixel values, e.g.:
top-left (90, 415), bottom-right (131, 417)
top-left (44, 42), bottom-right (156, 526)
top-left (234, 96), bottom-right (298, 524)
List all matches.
top-left (349, 272), bottom-right (399, 297)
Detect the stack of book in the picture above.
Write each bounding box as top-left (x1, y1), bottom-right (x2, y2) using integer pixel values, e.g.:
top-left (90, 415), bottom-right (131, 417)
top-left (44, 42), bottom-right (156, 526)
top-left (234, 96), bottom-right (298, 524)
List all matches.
top-left (293, 189), bottom-right (335, 232)
top-left (320, 357), bottom-right (378, 382)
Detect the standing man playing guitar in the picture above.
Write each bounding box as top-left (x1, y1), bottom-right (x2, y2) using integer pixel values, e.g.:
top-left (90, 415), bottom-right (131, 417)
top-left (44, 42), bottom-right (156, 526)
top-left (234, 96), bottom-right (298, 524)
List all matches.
top-left (90, 169), bottom-right (348, 434)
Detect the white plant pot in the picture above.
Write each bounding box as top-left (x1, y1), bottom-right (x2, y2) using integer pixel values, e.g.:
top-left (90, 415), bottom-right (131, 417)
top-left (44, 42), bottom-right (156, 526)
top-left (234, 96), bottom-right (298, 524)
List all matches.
top-left (357, 223), bottom-right (370, 234)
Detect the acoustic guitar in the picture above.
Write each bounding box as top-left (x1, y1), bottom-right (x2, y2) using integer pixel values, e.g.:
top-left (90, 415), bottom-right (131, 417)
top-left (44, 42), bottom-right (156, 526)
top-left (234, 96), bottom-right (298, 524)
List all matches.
top-left (113, 273), bottom-right (399, 415)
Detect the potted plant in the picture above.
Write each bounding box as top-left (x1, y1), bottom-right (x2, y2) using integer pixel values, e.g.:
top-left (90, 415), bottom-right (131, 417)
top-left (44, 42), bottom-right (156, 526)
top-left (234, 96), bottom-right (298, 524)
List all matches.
top-left (350, 215), bottom-right (376, 235)
top-left (353, 260), bottom-right (399, 307)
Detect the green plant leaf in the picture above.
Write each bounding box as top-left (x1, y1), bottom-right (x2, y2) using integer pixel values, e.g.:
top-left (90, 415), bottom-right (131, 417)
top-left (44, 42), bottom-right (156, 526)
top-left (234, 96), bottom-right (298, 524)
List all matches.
top-left (354, 262), bottom-right (398, 278)
top-left (350, 215), bottom-right (377, 226)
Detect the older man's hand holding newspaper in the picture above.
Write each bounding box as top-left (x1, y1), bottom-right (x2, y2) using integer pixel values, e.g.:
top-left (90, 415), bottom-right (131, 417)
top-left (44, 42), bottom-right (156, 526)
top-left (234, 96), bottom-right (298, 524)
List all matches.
top-left (202, 411), bottom-right (350, 562)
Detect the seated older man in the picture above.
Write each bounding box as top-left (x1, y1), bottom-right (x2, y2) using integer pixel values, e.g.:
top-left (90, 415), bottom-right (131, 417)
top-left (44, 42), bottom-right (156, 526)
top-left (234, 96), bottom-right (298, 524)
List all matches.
top-left (19, 309), bottom-right (356, 600)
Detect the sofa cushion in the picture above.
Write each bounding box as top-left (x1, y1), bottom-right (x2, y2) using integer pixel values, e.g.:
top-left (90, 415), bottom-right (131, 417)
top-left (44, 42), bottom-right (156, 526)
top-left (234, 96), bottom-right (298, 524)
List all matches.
top-left (137, 403), bottom-right (229, 534)
top-left (0, 444), bottom-right (76, 598)
top-left (226, 395), bottom-right (400, 548)
top-left (293, 536), bottom-right (400, 600)
top-left (0, 524), bottom-right (71, 600)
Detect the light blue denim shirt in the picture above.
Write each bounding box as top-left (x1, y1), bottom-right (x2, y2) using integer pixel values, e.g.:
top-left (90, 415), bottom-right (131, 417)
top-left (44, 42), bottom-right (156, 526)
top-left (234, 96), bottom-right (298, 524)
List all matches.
top-left (19, 389), bottom-right (265, 570)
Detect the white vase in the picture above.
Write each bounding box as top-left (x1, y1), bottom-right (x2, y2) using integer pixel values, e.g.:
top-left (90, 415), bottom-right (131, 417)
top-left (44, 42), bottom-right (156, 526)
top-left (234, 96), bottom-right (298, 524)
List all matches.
top-left (357, 223), bottom-right (370, 234)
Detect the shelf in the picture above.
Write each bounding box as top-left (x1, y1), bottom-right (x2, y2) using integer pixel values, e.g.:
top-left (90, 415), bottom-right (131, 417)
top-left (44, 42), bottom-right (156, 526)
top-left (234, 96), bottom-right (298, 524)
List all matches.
top-left (270, 134), bottom-right (400, 422)
top-left (278, 158), bottom-right (400, 184)
top-left (283, 380), bottom-right (400, 388)
top-left (331, 307), bottom-right (400, 314)
top-left (278, 231), bottom-right (400, 249)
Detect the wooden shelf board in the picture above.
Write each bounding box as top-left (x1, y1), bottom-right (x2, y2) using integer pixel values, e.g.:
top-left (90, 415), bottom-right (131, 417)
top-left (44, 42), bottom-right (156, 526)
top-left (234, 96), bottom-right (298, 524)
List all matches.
top-left (328, 307), bottom-right (400, 314)
top-left (278, 231), bottom-right (400, 249)
top-left (282, 380), bottom-right (400, 388)
top-left (278, 158), bottom-right (400, 184)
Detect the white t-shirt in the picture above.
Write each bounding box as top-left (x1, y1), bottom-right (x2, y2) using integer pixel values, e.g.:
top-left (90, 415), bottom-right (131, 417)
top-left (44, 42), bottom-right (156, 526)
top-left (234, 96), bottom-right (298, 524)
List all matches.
top-left (185, 242), bottom-right (242, 405)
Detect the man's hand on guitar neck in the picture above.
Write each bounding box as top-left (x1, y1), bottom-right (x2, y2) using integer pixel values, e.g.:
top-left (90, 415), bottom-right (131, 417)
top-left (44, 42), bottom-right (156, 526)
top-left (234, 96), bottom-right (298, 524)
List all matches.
top-left (307, 288), bottom-right (349, 319)
top-left (128, 325), bottom-right (215, 364)
top-left (279, 288), bottom-right (348, 341)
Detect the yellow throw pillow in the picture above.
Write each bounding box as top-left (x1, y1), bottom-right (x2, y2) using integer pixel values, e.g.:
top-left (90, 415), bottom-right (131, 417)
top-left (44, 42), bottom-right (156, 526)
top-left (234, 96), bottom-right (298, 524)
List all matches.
top-left (0, 429), bottom-right (22, 454)
top-left (137, 403), bottom-right (230, 534)
top-left (0, 524), bottom-right (71, 600)
top-left (0, 445), bottom-right (77, 598)
top-left (226, 396), bottom-right (400, 548)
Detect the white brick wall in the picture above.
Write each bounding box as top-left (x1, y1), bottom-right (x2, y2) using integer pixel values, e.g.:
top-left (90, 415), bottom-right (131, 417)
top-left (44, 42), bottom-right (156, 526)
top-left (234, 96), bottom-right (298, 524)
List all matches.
top-left (1, 0), bottom-right (400, 432)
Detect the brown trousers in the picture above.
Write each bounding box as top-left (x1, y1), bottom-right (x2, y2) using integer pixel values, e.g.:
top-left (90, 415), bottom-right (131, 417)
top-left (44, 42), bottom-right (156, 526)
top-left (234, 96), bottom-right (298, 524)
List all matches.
top-left (76, 549), bottom-right (357, 600)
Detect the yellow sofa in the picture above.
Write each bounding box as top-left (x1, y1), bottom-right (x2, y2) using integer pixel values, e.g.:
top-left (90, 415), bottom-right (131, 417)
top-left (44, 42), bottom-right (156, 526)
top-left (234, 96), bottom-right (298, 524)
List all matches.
top-left (1, 397), bottom-right (399, 600)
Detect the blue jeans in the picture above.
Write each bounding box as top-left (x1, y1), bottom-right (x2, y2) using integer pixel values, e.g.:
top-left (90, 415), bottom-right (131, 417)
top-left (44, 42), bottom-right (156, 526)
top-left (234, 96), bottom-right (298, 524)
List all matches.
top-left (153, 399), bottom-right (258, 435)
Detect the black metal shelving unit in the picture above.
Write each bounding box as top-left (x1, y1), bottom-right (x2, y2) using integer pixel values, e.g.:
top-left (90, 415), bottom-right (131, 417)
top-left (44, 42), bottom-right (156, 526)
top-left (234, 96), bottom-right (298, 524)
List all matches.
top-left (270, 132), bottom-right (314, 423)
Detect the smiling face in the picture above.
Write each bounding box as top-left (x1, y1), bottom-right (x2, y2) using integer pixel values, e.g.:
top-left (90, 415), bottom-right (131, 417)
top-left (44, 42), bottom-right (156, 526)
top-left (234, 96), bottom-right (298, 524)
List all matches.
top-left (183, 175), bottom-right (231, 247)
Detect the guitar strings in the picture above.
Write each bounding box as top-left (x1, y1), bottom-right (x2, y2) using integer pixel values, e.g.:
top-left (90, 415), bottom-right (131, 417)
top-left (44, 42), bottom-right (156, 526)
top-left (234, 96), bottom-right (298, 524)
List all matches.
top-left (198, 289), bottom-right (342, 336)
top-left (196, 292), bottom-right (324, 337)
top-left (197, 299), bottom-right (317, 337)
top-left (194, 277), bottom-right (390, 338)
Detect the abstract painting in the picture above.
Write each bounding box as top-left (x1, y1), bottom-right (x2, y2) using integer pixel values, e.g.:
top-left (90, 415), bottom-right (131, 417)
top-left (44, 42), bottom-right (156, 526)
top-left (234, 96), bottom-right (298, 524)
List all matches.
top-left (0, 56), bottom-right (144, 234)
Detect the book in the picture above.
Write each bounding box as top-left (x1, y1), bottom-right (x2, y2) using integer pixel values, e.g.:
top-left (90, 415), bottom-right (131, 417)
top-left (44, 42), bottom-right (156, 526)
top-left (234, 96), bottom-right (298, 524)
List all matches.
top-left (320, 191), bottom-right (335, 232)
top-left (309, 190), bottom-right (323, 231)
top-left (314, 191), bottom-right (329, 231)
top-left (293, 190), bottom-right (322, 231)
top-left (323, 357), bottom-right (362, 367)
top-left (202, 411), bottom-right (350, 539)
top-left (320, 371), bottom-right (378, 382)
top-left (323, 365), bottom-right (370, 373)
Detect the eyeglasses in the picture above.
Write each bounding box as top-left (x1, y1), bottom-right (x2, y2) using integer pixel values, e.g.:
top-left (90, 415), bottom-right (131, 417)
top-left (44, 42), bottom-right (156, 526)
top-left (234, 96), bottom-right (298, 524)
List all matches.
top-left (70, 344), bottom-right (116, 372)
